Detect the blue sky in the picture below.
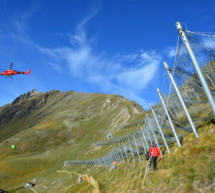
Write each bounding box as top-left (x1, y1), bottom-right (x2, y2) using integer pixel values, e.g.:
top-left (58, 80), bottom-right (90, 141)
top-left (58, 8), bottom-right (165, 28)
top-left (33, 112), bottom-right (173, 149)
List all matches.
top-left (0, 0), bottom-right (215, 109)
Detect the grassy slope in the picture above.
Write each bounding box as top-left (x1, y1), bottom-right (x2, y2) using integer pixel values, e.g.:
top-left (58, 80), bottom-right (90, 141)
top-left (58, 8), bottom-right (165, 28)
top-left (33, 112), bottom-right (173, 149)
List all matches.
top-left (74, 118), bottom-right (215, 193)
top-left (0, 91), bottom-right (144, 192)
top-left (0, 90), bottom-right (214, 193)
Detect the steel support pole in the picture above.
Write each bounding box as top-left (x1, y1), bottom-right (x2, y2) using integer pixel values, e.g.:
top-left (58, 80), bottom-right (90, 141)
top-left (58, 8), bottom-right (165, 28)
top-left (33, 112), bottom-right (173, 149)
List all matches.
top-left (191, 87), bottom-right (200, 100)
top-left (118, 143), bottom-right (125, 163)
top-left (122, 141), bottom-right (130, 163)
top-left (128, 140), bottom-right (135, 163)
top-left (136, 131), bottom-right (146, 152)
top-left (111, 149), bottom-right (118, 163)
top-left (113, 147), bottom-right (121, 163)
top-left (169, 103), bottom-right (178, 116)
top-left (144, 121), bottom-right (153, 145)
top-left (146, 114), bottom-right (160, 148)
top-left (106, 155), bottom-right (110, 165)
top-left (176, 22), bottom-right (215, 115)
top-left (133, 134), bottom-right (141, 162)
top-left (137, 133), bottom-right (146, 160)
top-left (157, 88), bottom-right (182, 147)
top-left (125, 138), bottom-right (130, 163)
top-left (164, 61), bottom-right (199, 138)
top-left (119, 142), bottom-right (127, 163)
top-left (206, 74), bottom-right (215, 87)
top-left (140, 127), bottom-right (149, 149)
top-left (102, 157), bottom-right (107, 167)
top-left (109, 153), bottom-right (113, 164)
top-left (175, 99), bottom-right (183, 112)
top-left (135, 132), bottom-right (146, 160)
top-left (114, 145), bottom-right (122, 163)
top-left (150, 104), bottom-right (170, 153)
top-left (109, 150), bottom-right (114, 163)
top-left (111, 151), bottom-right (115, 163)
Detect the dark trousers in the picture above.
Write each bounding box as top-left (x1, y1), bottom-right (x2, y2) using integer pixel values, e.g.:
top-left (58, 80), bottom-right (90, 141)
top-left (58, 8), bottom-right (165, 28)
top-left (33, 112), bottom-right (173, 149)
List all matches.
top-left (151, 156), bottom-right (158, 170)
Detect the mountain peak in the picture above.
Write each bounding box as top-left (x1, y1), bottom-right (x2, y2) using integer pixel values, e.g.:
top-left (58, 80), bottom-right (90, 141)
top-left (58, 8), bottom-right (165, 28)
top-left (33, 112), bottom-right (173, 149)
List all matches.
top-left (12, 89), bottom-right (40, 104)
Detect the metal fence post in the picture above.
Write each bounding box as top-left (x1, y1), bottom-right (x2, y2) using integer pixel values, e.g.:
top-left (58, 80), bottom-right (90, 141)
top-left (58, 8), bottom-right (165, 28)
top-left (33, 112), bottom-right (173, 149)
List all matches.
top-left (128, 139), bottom-right (135, 163)
top-left (113, 146), bottom-right (121, 163)
top-left (140, 127), bottom-right (149, 149)
top-left (176, 22), bottom-right (215, 115)
top-left (146, 114), bottom-right (160, 148)
top-left (133, 134), bottom-right (141, 162)
top-left (164, 61), bottom-right (199, 137)
top-left (144, 121), bottom-right (153, 145)
top-left (136, 131), bottom-right (146, 152)
top-left (122, 141), bottom-right (130, 163)
top-left (118, 143), bottom-right (125, 163)
top-left (150, 104), bottom-right (170, 153)
top-left (157, 88), bottom-right (182, 147)
top-left (102, 156), bottom-right (107, 167)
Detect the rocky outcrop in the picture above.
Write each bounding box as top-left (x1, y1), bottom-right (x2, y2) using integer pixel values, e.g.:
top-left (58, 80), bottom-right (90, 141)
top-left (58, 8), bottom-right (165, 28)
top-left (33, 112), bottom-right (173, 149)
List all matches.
top-left (0, 89), bottom-right (144, 142)
top-left (12, 89), bottom-right (40, 104)
top-left (0, 89), bottom-right (61, 129)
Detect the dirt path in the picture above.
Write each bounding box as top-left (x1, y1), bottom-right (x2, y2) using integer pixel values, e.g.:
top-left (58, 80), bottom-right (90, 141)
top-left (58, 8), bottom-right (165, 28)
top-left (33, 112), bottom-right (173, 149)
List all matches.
top-left (57, 170), bottom-right (100, 193)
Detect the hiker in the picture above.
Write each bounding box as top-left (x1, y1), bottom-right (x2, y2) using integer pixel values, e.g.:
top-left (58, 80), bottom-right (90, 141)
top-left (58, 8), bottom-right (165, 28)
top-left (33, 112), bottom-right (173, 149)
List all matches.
top-left (148, 143), bottom-right (162, 171)
top-left (110, 160), bottom-right (117, 170)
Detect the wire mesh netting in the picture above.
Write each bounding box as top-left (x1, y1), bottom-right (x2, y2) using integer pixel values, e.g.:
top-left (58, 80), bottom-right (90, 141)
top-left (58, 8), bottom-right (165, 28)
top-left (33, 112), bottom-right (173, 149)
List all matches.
top-left (65, 26), bottom-right (215, 167)
top-left (169, 30), bottom-right (215, 116)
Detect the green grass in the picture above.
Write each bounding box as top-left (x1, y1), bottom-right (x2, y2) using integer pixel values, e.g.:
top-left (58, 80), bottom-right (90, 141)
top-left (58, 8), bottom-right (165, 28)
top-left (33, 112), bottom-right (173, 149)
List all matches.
top-left (0, 88), bottom-right (215, 192)
top-left (0, 92), bottom-right (144, 192)
top-left (63, 118), bottom-right (215, 193)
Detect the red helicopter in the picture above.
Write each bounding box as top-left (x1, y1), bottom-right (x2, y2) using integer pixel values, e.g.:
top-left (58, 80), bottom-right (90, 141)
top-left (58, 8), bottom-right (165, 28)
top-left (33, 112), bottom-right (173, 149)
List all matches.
top-left (0, 63), bottom-right (31, 77)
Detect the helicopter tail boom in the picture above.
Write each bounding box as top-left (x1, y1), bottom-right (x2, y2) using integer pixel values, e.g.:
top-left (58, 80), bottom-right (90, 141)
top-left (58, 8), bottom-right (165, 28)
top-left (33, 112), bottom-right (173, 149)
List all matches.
top-left (26, 69), bottom-right (32, 75)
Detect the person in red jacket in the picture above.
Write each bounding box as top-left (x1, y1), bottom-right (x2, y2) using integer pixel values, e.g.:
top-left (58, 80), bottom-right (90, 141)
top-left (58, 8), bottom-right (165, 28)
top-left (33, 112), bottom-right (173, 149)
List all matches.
top-left (148, 143), bottom-right (162, 171)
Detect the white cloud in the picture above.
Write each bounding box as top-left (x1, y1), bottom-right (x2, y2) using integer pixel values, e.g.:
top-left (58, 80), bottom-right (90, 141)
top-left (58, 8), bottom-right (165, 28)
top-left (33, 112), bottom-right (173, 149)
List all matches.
top-left (48, 62), bottom-right (62, 72)
top-left (164, 47), bottom-right (176, 58)
top-left (35, 45), bottom-right (58, 58)
top-left (53, 46), bottom-right (93, 76)
top-left (3, 8), bottom-right (163, 109)
top-left (117, 52), bottom-right (161, 90)
top-left (12, 6), bottom-right (38, 35)
top-left (32, 13), bottom-right (163, 109)
top-left (69, 9), bottom-right (98, 47)
top-left (202, 36), bottom-right (215, 49)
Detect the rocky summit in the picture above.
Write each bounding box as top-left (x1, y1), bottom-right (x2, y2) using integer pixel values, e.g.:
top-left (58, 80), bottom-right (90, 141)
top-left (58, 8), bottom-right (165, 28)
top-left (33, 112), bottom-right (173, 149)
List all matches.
top-left (0, 89), bottom-right (144, 142)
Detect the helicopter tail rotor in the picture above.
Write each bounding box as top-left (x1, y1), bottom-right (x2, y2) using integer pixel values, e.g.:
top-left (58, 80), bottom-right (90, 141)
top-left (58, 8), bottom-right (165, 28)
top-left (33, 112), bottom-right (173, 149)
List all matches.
top-left (26, 69), bottom-right (32, 75)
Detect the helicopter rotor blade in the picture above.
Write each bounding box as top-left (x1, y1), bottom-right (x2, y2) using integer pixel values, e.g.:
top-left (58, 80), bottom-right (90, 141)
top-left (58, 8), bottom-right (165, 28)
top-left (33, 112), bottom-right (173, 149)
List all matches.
top-left (10, 62), bottom-right (13, 70)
